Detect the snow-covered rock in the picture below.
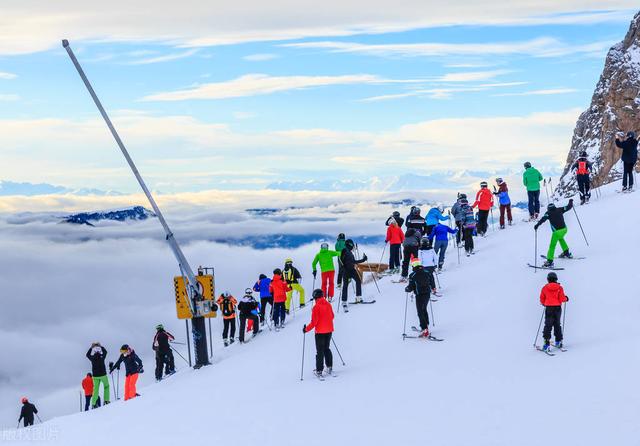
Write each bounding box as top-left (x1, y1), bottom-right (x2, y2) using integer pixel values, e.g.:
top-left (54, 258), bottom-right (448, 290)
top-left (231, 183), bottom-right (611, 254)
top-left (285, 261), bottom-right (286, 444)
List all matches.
top-left (556, 10), bottom-right (640, 197)
top-left (62, 206), bottom-right (155, 226)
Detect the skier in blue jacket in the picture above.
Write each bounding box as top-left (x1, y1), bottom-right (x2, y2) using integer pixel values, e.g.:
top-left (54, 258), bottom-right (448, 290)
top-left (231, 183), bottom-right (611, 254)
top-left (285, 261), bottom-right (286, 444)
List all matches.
top-left (425, 205), bottom-right (450, 236)
top-left (428, 223), bottom-right (457, 270)
top-left (492, 178), bottom-right (512, 229)
top-left (253, 274), bottom-right (273, 324)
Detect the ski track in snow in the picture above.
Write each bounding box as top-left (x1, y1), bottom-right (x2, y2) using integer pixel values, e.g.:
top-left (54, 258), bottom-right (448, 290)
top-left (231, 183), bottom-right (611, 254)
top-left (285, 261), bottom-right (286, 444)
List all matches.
top-left (4, 184), bottom-right (640, 445)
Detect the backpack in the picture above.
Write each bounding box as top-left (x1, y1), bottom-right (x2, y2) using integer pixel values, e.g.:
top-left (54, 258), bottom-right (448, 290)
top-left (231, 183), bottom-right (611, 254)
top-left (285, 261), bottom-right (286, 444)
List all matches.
top-left (222, 298), bottom-right (234, 317)
top-left (462, 205), bottom-right (476, 228)
top-left (577, 160), bottom-right (589, 175)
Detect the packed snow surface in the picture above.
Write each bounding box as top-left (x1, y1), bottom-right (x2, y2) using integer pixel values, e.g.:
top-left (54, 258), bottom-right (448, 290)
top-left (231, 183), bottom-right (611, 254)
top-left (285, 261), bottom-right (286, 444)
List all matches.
top-left (4, 184), bottom-right (639, 445)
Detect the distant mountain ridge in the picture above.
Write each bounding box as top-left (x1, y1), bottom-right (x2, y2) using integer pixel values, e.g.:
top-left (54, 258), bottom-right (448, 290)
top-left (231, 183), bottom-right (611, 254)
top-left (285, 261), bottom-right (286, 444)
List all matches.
top-left (0, 180), bottom-right (122, 196)
top-left (63, 206), bottom-right (155, 226)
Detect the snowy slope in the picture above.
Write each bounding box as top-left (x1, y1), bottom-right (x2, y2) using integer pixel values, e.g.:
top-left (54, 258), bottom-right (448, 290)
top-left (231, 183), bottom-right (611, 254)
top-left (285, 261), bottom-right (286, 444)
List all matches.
top-left (4, 185), bottom-right (640, 445)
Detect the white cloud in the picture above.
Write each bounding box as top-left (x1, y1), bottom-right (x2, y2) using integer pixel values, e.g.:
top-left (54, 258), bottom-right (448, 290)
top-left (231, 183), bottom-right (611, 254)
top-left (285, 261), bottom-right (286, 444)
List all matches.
top-left (494, 88), bottom-right (578, 96)
top-left (0, 72), bottom-right (17, 80)
top-left (0, 2), bottom-right (636, 55)
top-left (127, 48), bottom-right (199, 65)
top-left (141, 73), bottom-right (399, 101)
top-left (243, 53), bottom-right (279, 61)
top-left (436, 70), bottom-right (511, 82)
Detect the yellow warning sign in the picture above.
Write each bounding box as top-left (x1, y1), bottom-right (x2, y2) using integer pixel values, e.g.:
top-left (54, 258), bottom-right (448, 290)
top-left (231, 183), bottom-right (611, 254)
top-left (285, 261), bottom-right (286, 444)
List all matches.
top-left (174, 275), bottom-right (216, 320)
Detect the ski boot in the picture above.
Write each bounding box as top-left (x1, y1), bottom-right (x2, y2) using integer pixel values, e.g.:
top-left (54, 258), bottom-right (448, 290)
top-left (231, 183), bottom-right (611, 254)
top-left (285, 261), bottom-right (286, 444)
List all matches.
top-left (542, 341), bottom-right (551, 352)
top-left (499, 225), bottom-right (505, 230)
top-left (558, 250), bottom-right (573, 259)
top-left (324, 366), bottom-right (333, 377)
top-left (554, 341), bottom-right (563, 349)
top-left (299, 302), bottom-right (306, 308)
top-left (223, 339), bottom-right (229, 347)
top-left (622, 186), bottom-right (628, 192)
top-left (342, 303), bottom-right (349, 313)
top-left (285, 309), bottom-right (290, 315)
top-left (418, 328), bottom-right (430, 338)
top-left (313, 370), bottom-right (324, 380)
top-left (466, 250), bottom-right (471, 257)
top-left (508, 220), bottom-right (513, 226)
top-left (542, 259), bottom-right (554, 268)
top-left (355, 296), bottom-right (363, 303)
top-left (229, 338), bottom-right (235, 345)
top-left (398, 277), bottom-right (408, 283)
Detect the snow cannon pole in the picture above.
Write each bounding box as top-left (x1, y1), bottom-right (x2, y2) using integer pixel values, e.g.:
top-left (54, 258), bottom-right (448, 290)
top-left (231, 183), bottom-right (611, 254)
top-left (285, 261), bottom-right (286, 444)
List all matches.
top-left (572, 207), bottom-right (589, 246)
top-left (533, 307), bottom-right (544, 347)
top-left (300, 332), bottom-right (306, 381)
top-left (402, 292), bottom-right (409, 340)
top-left (62, 40), bottom-right (210, 368)
top-left (331, 337), bottom-right (346, 366)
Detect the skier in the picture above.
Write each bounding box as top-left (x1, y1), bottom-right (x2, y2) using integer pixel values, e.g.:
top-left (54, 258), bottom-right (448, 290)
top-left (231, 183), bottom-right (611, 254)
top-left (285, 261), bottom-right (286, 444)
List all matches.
top-left (471, 182), bottom-right (493, 235)
top-left (534, 199), bottom-right (574, 268)
top-left (270, 269), bottom-right (290, 329)
top-left (385, 210), bottom-right (404, 227)
top-left (85, 342), bottom-right (110, 408)
top-left (152, 324), bottom-right (175, 382)
top-left (492, 178), bottom-right (513, 228)
top-left (283, 258), bottom-right (305, 312)
top-left (335, 233), bottom-right (346, 287)
top-left (404, 206), bottom-right (427, 236)
top-left (217, 291), bottom-right (237, 346)
top-left (461, 199), bottom-right (476, 256)
top-left (81, 373), bottom-right (94, 411)
top-left (523, 162), bottom-right (543, 220)
top-left (404, 259), bottom-right (434, 338)
top-left (237, 289), bottom-right (260, 342)
top-left (384, 220), bottom-right (404, 274)
top-left (312, 242), bottom-right (341, 301)
top-left (450, 193), bottom-right (467, 246)
top-left (400, 228), bottom-right (421, 282)
top-left (110, 345), bottom-right (143, 401)
top-left (253, 274), bottom-right (273, 325)
top-left (18, 397), bottom-right (38, 427)
top-left (615, 131), bottom-right (638, 192)
top-left (425, 205), bottom-right (450, 236)
top-left (303, 289), bottom-right (335, 379)
top-left (539, 272), bottom-right (568, 351)
top-left (340, 239), bottom-right (368, 311)
top-left (428, 222), bottom-right (457, 270)
top-left (571, 151), bottom-right (593, 204)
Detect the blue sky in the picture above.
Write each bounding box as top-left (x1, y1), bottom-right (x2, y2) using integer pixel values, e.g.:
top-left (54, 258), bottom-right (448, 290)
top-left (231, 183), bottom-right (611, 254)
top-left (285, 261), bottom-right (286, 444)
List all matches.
top-left (0, 2), bottom-right (638, 195)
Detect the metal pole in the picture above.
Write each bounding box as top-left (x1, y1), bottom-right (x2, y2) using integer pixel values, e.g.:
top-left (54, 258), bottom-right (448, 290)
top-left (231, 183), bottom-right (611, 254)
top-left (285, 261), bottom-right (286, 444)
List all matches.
top-left (402, 292), bottom-right (409, 339)
top-left (331, 336), bottom-right (346, 366)
top-left (79, 390), bottom-right (83, 412)
top-left (533, 307), bottom-right (545, 347)
top-left (300, 333), bottom-right (306, 381)
top-left (378, 242), bottom-right (387, 267)
top-left (430, 299), bottom-right (435, 327)
top-left (208, 318), bottom-right (213, 360)
top-left (171, 345), bottom-right (190, 366)
top-left (562, 301), bottom-right (567, 333)
top-left (572, 207), bottom-right (589, 246)
top-left (116, 368), bottom-right (120, 400)
top-left (543, 179), bottom-right (550, 205)
top-left (185, 320), bottom-right (192, 367)
top-left (534, 230), bottom-right (538, 272)
top-left (490, 208), bottom-right (495, 231)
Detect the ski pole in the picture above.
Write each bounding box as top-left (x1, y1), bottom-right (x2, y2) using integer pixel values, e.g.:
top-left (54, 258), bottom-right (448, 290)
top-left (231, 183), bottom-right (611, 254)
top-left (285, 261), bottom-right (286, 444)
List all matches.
top-left (171, 346), bottom-right (190, 366)
top-left (534, 230), bottom-right (538, 272)
top-left (116, 368), bottom-right (120, 400)
top-left (572, 207), bottom-right (589, 246)
top-left (378, 242), bottom-right (387, 266)
top-left (108, 361), bottom-right (116, 400)
top-left (402, 292), bottom-right (409, 339)
top-left (543, 179), bottom-right (550, 206)
top-left (36, 414), bottom-right (42, 424)
top-left (364, 255), bottom-right (381, 294)
top-left (429, 298), bottom-right (435, 327)
top-left (331, 336), bottom-right (346, 366)
top-left (562, 301), bottom-right (567, 333)
top-left (17, 421), bottom-right (20, 429)
top-left (490, 208), bottom-right (495, 232)
top-left (533, 307), bottom-right (545, 347)
top-left (169, 341), bottom-right (186, 345)
top-left (300, 332), bottom-right (306, 381)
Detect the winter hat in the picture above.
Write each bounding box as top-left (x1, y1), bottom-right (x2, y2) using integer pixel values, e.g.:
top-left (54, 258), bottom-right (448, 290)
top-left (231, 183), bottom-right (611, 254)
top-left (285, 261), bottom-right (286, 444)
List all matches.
top-left (244, 288), bottom-right (254, 296)
top-left (547, 272), bottom-right (558, 282)
top-left (410, 258), bottom-right (422, 268)
top-left (524, 161), bottom-right (532, 168)
top-left (458, 193), bottom-right (467, 200)
top-left (21, 397), bottom-right (28, 404)
top-left (405, 228), bottom-right (416, 238)
top-left (413, 207), bottom-right (421, 215)
top-left (495, 178), bottom-right (503, 184)
top-left (222, 291), bottom-right (231, 297)
top-left (437, 205), bottom-right (445, 213)
top-left (273, 268), bottom-right (282, 275)
top-left (420, 237), bottom-right (432, 249)
top-left (627, 131), bottom-right (636, 139)
top-left (392, 211), bottom-right (400, 217)
top-left (87, 372), bottom-right (92, 377)
top-left (480, 181), bottom-right (488, 188)
top-left (311, 289), bottom-right (324, 300)
top-left (259, 274), bottom-right (267, 280)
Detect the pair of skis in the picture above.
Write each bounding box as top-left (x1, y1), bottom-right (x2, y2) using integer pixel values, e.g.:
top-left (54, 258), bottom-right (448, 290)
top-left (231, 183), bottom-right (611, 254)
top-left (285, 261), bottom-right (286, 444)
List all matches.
top-left (528, 255), bottom-right (586, 271)
top-left (402, 326), bottom-right (444, 342)
top-left (313, 369), bottom-right (338, 381)
top-left (535, 344), bottom-right (567, 356)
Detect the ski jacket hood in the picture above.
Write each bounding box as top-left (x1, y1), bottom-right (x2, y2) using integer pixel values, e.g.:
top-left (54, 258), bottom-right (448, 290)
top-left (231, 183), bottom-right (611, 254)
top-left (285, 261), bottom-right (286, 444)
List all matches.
top-left (523, 167), bottom-right (543, 191)
top-left (304, 297), bottom-right (334, 334)
top-left (540, 282), bottom-right (568, 307)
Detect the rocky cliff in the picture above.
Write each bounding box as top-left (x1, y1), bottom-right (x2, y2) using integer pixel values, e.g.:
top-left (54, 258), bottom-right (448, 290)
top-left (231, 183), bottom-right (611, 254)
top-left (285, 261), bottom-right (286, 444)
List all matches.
top-left (556, 11), bottom-right (640, 197)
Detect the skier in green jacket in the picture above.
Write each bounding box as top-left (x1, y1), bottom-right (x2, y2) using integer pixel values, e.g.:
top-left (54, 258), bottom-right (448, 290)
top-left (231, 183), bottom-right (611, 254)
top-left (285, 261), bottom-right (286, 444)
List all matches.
top-left (312, 243), bottom-right (341, 301)
top-left (335, 233), bottom-right (346, 289)
top-left (523, 162), bottom-right (544, 221)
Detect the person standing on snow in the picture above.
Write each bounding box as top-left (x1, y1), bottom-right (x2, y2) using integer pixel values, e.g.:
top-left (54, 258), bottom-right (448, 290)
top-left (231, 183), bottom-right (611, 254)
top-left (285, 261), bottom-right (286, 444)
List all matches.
top-left (385, 210), bottom-right (404, 227)
top-left (460, 199), bottom-right (476, 256)
top-left (238, 289), bottom-right (260, 342)
top-left (86, 342), bottom-right (110, 408)
top-left (571, 151), bottom-right (593, 204)
top-left (451, 194), bottom-right (467, 246)
top-left (81, 373), bottom-right (95, 411)
top-left (534, 199), bottom-right (574, 268)
top-left (405, 259), bottom-right (434, 338)
top-left (253, 274), bottom-right (273, 324)
top-left (425, 205), bottom-right (450, 236)
top-left (110, 345), bottom-right (143, 401)
top-left (18, 397), bottom-right (38, 427)
top-left (428, 222), bottom-right (457, 271)
top-left (340, 239), bottom-right (368, 311)
top-left (492, 178), bottom-right (513, 228)
top-left (312, 242), bottom-right (341, 301)
top-left (615, 131), bottom-right (638, 192)
top-left (471, 182), bottom-right (494, 236)
top-left (400, 228), bottom-right (421, 282)
top-left (270, 269), bottom-right (291, 330)
top-left (283, 258), bottom-right (305, 312)
top-left (303, 289), bottom-right (335, 379)
top-left (217, 291), bottom-right (237, 346)
top-left (385, 220), bottom-right (404, 274)
top-left (152, 324), bottom-right (175, 382)
top-left (539, 272), bottom-right (568, 352)
top-left (405, 206), bottom-right (427, 236)
top-left (523, 162), bottom-right (543, 220)
top-left (335, 233), bottom-right (347, 288)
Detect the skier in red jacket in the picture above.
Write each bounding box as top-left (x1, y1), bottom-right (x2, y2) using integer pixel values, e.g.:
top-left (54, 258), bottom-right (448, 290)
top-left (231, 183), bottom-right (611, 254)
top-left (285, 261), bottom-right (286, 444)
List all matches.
top-left (303, 289), bottom-right (335, 378)
top-left (385, 220), bottom-right (404, 273)
top-left (270, 269), bottom-right (291, 330)
top-left (539, 272), bottom-right (569, 351)
top-left (472, 181), bottom-right (494, 235)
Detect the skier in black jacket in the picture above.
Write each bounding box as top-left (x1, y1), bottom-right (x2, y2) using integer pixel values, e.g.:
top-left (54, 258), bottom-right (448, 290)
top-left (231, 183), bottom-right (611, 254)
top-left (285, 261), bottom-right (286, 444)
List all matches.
top-left (385, 211), bottom-right (404, 227)
top-left (400, 228), bottom-right (421, 281)
top-left (18, 397), bottom-right (38, 427)
top-left (340, 239), bottom-right (367, 311)
top-left (571, 151), bottom-right (593, 204)
top-left (534, 199), bottom-right (574, 268)
top-left (86, 342), bottom-right (110, 407)
top-left (405, 207), bottom-right (427, 235)
top-left (615, 131), bottom-right (638, 191)
top-left (153, 324), bottom-right (175, 382)
top-left (238, 289), bottom-right (260, 342)
top-left (405, 259), bottom-right (434, 338)
top-left (110, 345), bottom-right (143, 401)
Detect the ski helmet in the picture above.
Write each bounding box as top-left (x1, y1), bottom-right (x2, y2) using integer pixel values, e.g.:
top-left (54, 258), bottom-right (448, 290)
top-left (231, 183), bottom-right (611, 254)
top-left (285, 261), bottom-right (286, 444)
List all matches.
top-left (547, 203), bottom-right (556, 211)
top-left (120, 344), bottom-right (130, 353)
top-left (312, 289), bottom-right (324, 300)
top-left (627, 131), bottom-right (636, 139)
top-left (480, 181), bottom-right (488, 188)
top-left (524, 161), bottom-right (532, 169)
top-left (222, 291), bottom-right (231, 297)
top-left (420, 237), bottom-right (432, 249)
top-left (273, 268), bottom-right (282, 275)
top-left (414, 207), bottom-right (421, 214)
top-left (337, 233), bottom-right (345, 240)
top-left (392, 211), bottom-right (400, 217)
top-left (580, 151), bottom-right (587, 157)
top-left (155, 324), bottom-right (164, 331)
top-left (495, 177), bottom-right (503, 184)
top-left (244, 288), bottom-right (253, 295)
top-left (458, 193), bottom-right (467, 200)
top-left (410, 258), bottom-right (422, 269)
top-left (345, 239), bottom-right (355, 250)
top-left (320, 242), bottom-right (329, 250)
top-left (259, 273), bottom-right (267, 280)
top-left (21, 397), bottom-right (28, 404)
top-left (547, 272), bottom-right (558, 282)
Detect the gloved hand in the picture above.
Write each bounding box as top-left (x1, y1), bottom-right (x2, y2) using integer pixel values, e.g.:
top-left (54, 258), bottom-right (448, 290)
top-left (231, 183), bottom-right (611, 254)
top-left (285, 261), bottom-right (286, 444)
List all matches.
top-left (211, 303), bottom-right (219, 312)
top-left (565, 296), bottom-right (570, 302)
top-left (312, 270), bottom-right (317, 278)
top-left (362, 254), bottom-right (368, 262)
top-left (404, 286), bottom-right (411, 293)
top-left (569, 198), bottom-right (574, 205)
top-left (139, 368), bottom-right (144, 374)
top-left (302, 324), bottom-right (307, 334)
top-left (534, 224), bottom-right (539, 231)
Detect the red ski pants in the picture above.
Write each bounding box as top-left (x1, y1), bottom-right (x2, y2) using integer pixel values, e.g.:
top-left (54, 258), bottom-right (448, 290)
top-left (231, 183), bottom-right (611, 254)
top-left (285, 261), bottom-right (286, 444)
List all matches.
top-left (321, 271), bottom-right (335, 298)
top-left (124, 373), bottom-right (139, 401)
